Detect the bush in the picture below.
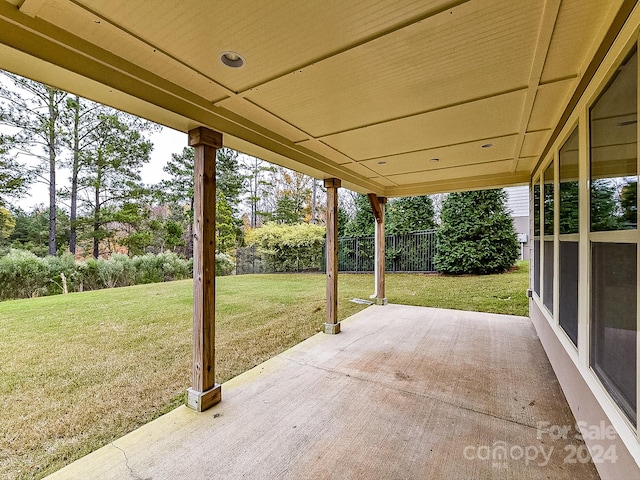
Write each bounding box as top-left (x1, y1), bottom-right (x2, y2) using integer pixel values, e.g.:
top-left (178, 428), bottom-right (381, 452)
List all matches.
top-left (435, 189), bottom-right (519, 275)
top-left (98, 253), bottom-right (137, 289)
top-left (0, 249), bottom-right (48, 300)
top-left (246, 223), bottom-right (325, 272)
top-left (215, 253), bottom-right (235, 276)
top-left (132, 251), bottom-right (191, 284)
top-left (0, 249), bottom-right (194, 300)
top-left (40, 254), bottom-right (77, 295)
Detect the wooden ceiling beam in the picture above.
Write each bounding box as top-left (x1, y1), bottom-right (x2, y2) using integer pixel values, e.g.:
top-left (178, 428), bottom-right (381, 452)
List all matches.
top-left (511, 0), bottom-right (562, 173)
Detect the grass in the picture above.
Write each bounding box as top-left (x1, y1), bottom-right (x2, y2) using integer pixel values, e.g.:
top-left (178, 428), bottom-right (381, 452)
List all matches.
top-left (0, 262), bottom-right (528, 479)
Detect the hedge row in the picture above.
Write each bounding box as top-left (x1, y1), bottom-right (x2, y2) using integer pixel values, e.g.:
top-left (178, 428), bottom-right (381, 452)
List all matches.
top-left (246, 223), bottom-right (325, 273)
top-left (0, 250), bottom-right (238, 301)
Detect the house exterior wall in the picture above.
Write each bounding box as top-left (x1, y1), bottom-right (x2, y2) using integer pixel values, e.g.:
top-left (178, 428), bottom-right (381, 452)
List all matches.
top-left (530, 301), bottom-right (639, 480)
top-left (529, 5), bottom-right (640, 477)
top-left (512, 215), bottom-right (530, 260)
top-left (506, 186), bottom-right (530, 260)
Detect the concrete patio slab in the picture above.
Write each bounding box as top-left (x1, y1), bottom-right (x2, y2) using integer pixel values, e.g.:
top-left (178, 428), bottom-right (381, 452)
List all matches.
top-left (46, 305), bottom-right (599, 479)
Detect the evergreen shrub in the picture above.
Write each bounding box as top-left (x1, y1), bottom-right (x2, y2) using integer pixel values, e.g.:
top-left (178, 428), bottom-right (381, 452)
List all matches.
top-left (435, 189), bottom-right (519, 275)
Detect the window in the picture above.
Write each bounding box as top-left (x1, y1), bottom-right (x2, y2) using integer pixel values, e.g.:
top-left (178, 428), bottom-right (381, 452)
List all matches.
top-left (589, 49), bottom-right (638, 425)
top-left (559, 128), bottom-right (579, 345)
top-left (543, 161), bottom-right (554, 313)
top-left (533, 181), bottom-right (541, 297)
top-left (591, 243), bottom-right (637, 423)
top-left (590, 51), bottom-right (638, 233)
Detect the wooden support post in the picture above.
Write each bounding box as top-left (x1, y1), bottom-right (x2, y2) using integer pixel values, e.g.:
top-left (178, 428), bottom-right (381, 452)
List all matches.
top-left (368, 194), bottom-right (388, 306)
top-left (324, 178), bottom-right (341, 334)
top-left (186, 126), bottom-right (223, 412)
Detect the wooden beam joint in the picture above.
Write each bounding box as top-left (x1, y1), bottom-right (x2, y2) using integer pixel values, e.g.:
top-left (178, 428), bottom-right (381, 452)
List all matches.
top-left (324, 178), bottom-right (342, 189)
top-left (188, 126), bottom-right (223, 148)
top-left (368, 194), bottom-right (386, 223)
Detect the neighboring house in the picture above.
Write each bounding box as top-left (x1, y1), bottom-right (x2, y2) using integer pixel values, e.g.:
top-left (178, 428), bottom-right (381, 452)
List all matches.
top-left (505, 186), bottom-right (530, 260)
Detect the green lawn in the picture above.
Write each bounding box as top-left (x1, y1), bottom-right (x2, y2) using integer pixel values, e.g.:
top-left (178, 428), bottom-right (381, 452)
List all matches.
top-left (0, 262), bottom-right (528, 479)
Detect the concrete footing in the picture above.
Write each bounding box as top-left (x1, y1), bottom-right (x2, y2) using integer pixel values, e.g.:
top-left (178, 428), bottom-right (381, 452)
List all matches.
top-left (186, 384), bottom-right (221, 412)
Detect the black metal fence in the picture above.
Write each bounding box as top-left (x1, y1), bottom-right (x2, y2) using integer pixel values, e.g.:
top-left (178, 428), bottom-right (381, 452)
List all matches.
top-left (235, 245), bottom-right (268, 275)
top-left (237, 229), bottom-right (438, 275)
top-left (337, 229), bottom-right (437, 273)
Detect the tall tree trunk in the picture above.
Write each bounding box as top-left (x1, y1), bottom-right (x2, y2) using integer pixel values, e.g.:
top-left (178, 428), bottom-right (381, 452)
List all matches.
top-left (93, 166), bottom-right (101, 259)
top-left (47, 87), bottom-right (57, 256)
top-left (69, 95), bottom-right (80, 255)
top-left (311, 179), bottom-right (317, 223)
top-left (251, 171), bottom-right (258, 228)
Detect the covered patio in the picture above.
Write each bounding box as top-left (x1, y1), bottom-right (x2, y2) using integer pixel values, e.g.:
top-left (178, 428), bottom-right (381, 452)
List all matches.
top-left (3, 1), bottom-right (640, 478)
top-left (46, 305), bottom-right (598, 479)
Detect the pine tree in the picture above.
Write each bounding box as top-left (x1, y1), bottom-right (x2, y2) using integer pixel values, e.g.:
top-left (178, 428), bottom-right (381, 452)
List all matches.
top-left (344, 194), bottom-right (375, 237)
top-left (0, 135), bottom-right (29, 206)
top-left (386, 195), bottom-right (435, 235)
top-left (78, 112), bottom-right (154, 258)
top-left (435, 189), bottom-right (518, 274)
top-left (0, 72), bottom-right (67, 254)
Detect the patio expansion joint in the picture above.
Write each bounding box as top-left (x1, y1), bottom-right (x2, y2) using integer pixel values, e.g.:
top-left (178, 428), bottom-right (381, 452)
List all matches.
top-left (277, 352), bottom-right (542, 434)
top-left (111, 442), bottom-right (148, 480)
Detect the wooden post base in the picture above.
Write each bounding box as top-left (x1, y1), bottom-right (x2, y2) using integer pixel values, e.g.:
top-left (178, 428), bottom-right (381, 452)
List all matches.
top-left (324, 322), bottom-right (341, 334)
top-left (375, 298), bottom-right (388, 306)
top-left (186, 384), bottom-right (221, 412)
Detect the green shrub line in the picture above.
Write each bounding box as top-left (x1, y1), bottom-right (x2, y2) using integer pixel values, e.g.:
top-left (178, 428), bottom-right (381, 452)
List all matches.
top-left (246, 223), bottom-right (325, 273)
top-left (0, 249), bottom-right (234, 301)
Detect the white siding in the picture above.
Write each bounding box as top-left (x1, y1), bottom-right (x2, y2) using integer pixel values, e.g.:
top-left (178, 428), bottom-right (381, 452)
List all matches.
top-left (505, 186), bottom-right (529, 218)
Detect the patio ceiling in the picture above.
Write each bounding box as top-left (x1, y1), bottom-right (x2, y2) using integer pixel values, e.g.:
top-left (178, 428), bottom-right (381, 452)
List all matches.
top-left (0, 0), bottom-right (630, 195)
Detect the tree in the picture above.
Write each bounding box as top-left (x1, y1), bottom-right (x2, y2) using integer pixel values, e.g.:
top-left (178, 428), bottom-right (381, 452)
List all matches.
top-left (243, 156), bottom-right (275, 228)
top-left (216, 191), bottom-right (236, 254)
top-left (0, 72), bottom-right (67, 255)
top-left (216, 148), bottom-right (245, 247)
top-left (159, 147), bottom-right (195, 256)
top-left (8, 205), bottom-right (70, 256)
top-left (60, 95), bottom-right (108, 254)
top-left (337, 207), bottom-right (349, 237)
top-left (435, 189), bottom-right (518, 275)
top-left (0, 135), bottom-right (29, 206)
top-left (272, 193), bottom-right (309, 224)
top-left (265, 168), bottom-right (311, 224)
top-left (78, 112), bottom-right (155, 258)
top-left (559, 181), bottom-right (579, 234)
top-left (216, 148), bottom-right (245, 213)
top-left (112, 201), bottom-right (155, 256)
top-left (590, 179), bottom-right (620, 232)
top-left (386, 195), bottom-right (435, 235)
top-left (0, 206), bottom-right (15, 242)
top-left (619, 180), bottom-right (637, 229)
top-left (159, 147), bottom-right (245, 256)
top-left (344, 194), bottom-right (375, 237)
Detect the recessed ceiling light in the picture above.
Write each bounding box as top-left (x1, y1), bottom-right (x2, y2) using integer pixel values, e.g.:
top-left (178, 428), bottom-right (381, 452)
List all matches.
top-left (377, 161), bottom-right (387, 165)
top-left (220, 51), bottom-right (246, 68)
top-left (481, 143), bottom-right (494, 149)
top-left (430, 158), bottom-right (440, 162)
